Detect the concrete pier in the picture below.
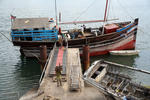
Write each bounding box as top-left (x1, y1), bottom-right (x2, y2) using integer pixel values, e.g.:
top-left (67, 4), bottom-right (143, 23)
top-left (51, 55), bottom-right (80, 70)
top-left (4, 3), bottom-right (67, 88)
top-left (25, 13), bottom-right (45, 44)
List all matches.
top-left (20, 47), bottom-right (106, 100)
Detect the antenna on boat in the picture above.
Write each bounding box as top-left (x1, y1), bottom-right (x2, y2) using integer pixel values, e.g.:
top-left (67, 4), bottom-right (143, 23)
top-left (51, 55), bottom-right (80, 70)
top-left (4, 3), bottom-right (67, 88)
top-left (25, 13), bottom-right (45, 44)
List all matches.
top-left (102, 0), bottom-right (109, 34)
top-left (55, 0), bottom-right (58, 26)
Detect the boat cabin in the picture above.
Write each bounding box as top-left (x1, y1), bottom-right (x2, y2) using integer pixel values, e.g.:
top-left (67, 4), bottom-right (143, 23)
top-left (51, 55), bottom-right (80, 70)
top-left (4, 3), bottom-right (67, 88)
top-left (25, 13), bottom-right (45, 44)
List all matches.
top-left (104, 24), bottom-right (119, 34)
top-left (11, 18), bottom-right (58, 41)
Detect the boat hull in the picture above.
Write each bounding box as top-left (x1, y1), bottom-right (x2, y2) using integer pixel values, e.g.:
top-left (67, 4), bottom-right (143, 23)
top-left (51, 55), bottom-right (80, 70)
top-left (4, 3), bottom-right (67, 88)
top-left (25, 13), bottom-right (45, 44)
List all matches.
top-left (19, 31), bottom-right (136, 57)
top-left (89, 33), bottom-right (136, 56)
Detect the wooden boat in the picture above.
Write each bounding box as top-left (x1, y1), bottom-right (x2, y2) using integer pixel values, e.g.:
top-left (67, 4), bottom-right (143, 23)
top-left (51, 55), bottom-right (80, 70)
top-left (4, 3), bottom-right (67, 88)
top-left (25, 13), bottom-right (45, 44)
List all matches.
top-left (109, 50), bottom-right (140, 56)
top-left (83, 60), bottom-right (150, 100)
top-left (10, 0), bottom-right (139, 57)
top-left (10, 18), bottom-right (139, 57)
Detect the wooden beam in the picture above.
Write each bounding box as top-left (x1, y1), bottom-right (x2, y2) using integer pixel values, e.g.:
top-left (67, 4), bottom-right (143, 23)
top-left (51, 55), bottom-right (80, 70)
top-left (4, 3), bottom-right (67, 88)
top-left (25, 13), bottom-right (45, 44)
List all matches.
top-left (59, 18), bottom-right (119, 25)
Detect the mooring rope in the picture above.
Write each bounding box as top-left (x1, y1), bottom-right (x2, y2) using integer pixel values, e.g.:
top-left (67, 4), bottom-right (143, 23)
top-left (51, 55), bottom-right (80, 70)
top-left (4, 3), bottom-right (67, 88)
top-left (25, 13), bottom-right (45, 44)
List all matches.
top-left (0, 32), bottom-right (12, 42)
top-left (73, 0), bottom-right (97, 22)
top-left (116, 0), bottom-right (134, 20)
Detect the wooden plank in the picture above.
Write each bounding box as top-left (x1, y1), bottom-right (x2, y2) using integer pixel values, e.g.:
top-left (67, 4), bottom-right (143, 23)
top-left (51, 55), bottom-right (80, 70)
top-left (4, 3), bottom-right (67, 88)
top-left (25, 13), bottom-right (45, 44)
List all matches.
top-left (67, 48), bottom-right (83, 91)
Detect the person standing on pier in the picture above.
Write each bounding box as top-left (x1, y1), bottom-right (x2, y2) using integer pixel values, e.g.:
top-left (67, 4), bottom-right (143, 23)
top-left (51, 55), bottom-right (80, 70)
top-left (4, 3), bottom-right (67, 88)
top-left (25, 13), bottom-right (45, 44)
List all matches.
top-left (55, 64), bottom-right (62, 87)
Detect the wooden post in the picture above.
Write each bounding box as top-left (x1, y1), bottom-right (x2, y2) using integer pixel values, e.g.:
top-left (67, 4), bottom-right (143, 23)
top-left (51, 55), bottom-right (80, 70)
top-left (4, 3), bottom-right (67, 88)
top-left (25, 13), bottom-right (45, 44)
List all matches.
top-left (40, 45), bottom-right (47, 71)
top-left (83, 45), bottom-right (90, 72)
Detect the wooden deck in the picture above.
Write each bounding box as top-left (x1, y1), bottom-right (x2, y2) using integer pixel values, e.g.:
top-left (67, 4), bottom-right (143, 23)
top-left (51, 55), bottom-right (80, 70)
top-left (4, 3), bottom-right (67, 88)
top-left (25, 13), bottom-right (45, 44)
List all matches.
top-left (20, 48), bottom-right (106, 100)
top-left (12, 17), bottom-right (54, 30)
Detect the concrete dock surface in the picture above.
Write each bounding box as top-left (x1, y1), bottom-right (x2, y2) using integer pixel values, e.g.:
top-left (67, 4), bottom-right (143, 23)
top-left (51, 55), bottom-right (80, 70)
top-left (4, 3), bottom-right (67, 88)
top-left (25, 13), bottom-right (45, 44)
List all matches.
top-left (20, 48), bottom-right (107, 100)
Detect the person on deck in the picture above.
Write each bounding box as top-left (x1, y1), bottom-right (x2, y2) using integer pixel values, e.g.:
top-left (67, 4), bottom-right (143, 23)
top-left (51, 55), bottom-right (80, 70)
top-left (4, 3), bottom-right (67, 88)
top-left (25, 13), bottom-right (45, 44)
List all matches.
top-left (55, 64), bottom-right (62, 87)
top-left (83, 24), bottom-right (86, 31)
top-left (81, 24), bottom-right (86, 36)
top-left (81, 25), bottom-right (85, 36)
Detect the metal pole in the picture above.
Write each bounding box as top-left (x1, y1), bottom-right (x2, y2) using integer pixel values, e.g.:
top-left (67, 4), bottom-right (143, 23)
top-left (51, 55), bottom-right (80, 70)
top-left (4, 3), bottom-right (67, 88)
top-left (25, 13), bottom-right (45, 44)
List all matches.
top-left (102, 0), bottom-right (109, 34)
top-left (104, 0), bottom-right (109, 22)
top-left (55, 0), bottom-right (58, 26)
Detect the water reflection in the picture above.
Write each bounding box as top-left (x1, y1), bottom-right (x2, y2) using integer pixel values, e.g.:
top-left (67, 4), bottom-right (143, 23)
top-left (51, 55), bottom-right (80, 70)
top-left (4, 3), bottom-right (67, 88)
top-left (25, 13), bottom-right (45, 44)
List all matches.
top-left (13, 56), bottom-right (41, 97)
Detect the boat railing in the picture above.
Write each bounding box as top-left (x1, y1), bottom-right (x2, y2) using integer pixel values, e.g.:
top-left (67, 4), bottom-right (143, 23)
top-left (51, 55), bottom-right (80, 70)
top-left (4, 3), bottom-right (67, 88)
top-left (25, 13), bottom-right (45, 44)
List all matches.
top-left (116, 23), bottom-right (134, 32)
top-left (11, 29), bottom-right (58, 41)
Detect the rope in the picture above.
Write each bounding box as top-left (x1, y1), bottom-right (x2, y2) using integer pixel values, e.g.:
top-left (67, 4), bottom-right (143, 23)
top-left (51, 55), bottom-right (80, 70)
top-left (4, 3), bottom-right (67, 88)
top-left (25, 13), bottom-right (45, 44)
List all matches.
top-left (0, 32), bottom-right (12, 42)
top-left (108, 0), bottom-right (118, 23)
top-left (114, 0), bottom-right (147, 34)
top-left (138, 27), bottom-right (145, 34)
top-left (73, 0), bottom-right (97, 22)
top-left (116, 0), bottom-right (134, 20)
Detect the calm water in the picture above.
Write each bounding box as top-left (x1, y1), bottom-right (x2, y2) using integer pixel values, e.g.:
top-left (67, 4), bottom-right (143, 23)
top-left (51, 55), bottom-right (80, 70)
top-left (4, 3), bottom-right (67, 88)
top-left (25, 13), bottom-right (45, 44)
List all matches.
top-left (0, 0), bottom-right (150, 99)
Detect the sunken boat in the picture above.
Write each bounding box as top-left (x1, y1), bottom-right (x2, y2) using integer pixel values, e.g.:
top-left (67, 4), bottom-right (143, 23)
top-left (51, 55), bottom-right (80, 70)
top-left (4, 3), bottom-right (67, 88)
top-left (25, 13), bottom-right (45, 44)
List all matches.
top-left (83, 60), bottom-right (150, 100)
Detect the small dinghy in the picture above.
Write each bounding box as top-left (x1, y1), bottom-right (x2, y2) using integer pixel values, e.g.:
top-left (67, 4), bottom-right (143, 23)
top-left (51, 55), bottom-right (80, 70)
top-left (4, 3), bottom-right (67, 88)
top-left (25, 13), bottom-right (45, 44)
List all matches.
top-left (109, 50), bottom-right (140, 56)
top-left (83, 60), bottom-right (150, 100)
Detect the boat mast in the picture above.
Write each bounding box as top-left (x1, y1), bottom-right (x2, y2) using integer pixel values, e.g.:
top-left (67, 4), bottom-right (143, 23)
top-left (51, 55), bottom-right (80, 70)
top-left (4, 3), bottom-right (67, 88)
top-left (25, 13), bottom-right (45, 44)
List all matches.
top-left (55, 0), bottom-right (58, 26)
top-left (104, 0), bottom-right (109, 22)
top-left (102, 0), bottom-right (109, 34)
